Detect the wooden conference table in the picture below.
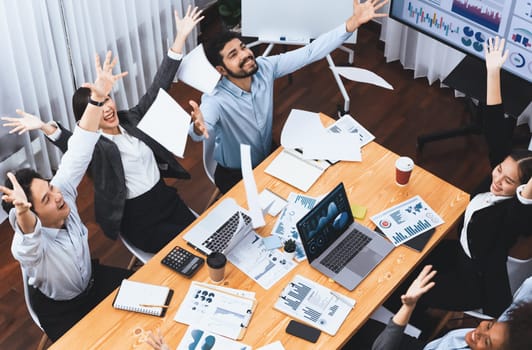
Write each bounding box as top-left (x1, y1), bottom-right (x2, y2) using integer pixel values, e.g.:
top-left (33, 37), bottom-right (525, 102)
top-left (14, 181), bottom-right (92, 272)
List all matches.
top-left (50, 120), bottom-right (469, 350)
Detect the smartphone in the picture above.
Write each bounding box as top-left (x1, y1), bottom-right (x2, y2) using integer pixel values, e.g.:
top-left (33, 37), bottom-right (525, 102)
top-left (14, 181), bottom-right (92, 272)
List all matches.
top-left (285, 320), bottom-right (321, 343)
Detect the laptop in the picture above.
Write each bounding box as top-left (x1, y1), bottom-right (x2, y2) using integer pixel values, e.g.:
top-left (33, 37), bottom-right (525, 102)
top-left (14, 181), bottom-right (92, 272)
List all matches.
top-left (183, 198), bottom-right (252, 256)
top-left (296, 183), bottom-right (394, 291)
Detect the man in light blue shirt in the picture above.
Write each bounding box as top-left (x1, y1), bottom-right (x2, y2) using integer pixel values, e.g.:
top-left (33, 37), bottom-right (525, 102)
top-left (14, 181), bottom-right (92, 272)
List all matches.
top-left (189, 0), bottom-right (389, 193)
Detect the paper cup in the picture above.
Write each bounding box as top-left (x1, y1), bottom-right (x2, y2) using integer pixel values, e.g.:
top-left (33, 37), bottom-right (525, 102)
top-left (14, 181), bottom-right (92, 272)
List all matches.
top-left (395, 157), bottom-right (414, 186)
top-left (207, 252), bottom-right (227, 282)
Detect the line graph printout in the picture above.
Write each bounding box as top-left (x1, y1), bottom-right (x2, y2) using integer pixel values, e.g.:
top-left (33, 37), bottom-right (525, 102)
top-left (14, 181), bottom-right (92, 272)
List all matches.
top-left (371, 195), bottom-right (444, 246)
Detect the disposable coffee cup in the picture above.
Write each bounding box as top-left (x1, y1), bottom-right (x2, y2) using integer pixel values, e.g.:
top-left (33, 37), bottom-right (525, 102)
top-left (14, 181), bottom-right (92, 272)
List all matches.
top-left (395, 156), bottom-right (414, 186)
top-left (207, 252), bottom-right (227, 282)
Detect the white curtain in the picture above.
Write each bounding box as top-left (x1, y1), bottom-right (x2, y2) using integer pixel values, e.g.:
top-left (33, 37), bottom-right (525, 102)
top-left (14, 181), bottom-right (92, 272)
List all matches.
top-left (0, 0), bottom-right (197, 222)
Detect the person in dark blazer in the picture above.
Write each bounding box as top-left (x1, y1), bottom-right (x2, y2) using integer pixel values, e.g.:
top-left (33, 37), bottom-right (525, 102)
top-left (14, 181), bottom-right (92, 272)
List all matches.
top-left (386, 37), bottom-right (532, 319)
top-left (2, 6), bottom-right (205, 253)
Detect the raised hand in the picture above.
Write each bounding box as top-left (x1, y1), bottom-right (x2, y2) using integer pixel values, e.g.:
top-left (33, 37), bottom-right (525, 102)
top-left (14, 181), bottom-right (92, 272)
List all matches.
top-left (189, 100), bottom-right (209, 138)
top-left (484, 37), bottom-right (508, 72)
top-left (2, 109), bottom-right (45, 135)
top-left (172, 5), bottom-right (204, 53)
top-left (348, 0), bottom-right (389, 32)
top-left (145, 329), bottom-right (170, 350)
top-left (401, 265), bottom-right (437, 307)
top-left (82, 51), bottom-right (128, 101)
top-left (0, 172), bottom-right (32, 214)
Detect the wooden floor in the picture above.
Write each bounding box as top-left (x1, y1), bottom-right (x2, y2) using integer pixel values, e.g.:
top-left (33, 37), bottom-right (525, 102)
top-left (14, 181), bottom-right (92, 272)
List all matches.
top-left (0, 22), bottom-right (529, 349)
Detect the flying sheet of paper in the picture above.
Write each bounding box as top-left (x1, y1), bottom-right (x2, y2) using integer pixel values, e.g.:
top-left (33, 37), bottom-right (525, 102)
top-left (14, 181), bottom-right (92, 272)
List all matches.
top-left (280, 109), bottom-right (324, 149)
top-left (240, 144), bottom-right (265, 228)
top-left (137, 88), bottom-right (190, 158)
top-left (177, 44), bottom-right (221, 94)
top-left (302, 130), bottom-right (361, 161)
top-left (331, 66), bottom-right (393, 90)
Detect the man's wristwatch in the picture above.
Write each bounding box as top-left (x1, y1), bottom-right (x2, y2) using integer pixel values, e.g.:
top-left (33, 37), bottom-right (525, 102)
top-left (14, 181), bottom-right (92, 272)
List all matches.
top-left (88, 97), bottom-right (106, 107)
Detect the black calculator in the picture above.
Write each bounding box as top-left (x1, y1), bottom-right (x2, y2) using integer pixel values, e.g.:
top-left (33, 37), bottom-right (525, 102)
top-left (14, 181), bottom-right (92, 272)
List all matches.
top-left (161, 246), bottom-right (204, 278)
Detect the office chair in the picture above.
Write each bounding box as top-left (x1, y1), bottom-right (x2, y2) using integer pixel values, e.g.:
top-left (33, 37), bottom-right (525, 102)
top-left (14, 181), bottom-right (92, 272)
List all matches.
top-left (119, 234), bottom-right (154, 270)
top-left (202, 136), bottom-right (221, 212)
top-left (21, 269), bottom-right (49, 350)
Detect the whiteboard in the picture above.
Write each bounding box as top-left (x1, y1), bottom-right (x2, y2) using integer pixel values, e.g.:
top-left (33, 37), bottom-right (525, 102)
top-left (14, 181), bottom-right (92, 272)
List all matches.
top-left (242, 0), bottom-right (356, 44)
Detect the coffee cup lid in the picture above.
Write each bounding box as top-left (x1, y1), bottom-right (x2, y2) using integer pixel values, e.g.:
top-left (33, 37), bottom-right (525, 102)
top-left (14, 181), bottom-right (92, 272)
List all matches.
top-left (395, 156), bottom-right (414, 171)
top-left (207, 252), bottom-right (227, 268)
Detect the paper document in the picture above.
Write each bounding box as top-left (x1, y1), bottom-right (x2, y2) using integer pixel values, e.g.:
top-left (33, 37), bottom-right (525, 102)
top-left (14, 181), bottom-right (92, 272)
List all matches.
top-left (371, 195), bottom-right (444, 247)
top-left (137, 88), bottom-right (190, 158)
top-left (280, 108), bottom-right (362, 162)
top-left (302, 131), bottom-right (361, 161)
top-left (177, 326), bottom-right (251, 350)
top-left (275, 274), bottom-right (356, 335)
top-left (257, 341), bottom-right (286, 350)
top-left (259, 189), bottom-right (288, 216)
top-left (265, 149), bottom-right (329, 192)
top-left (331, 66), bottom-right (393, 90)
top-left (226, 231), bottom-right (297, 290)
top-left (326, 114), bottom-right (375, 147)
top-left (177, 44), bottom-right (221, 93)
top-left (240, 144), bottom-right (265, 228)
top-left (280, 109), bottom-right (324, 149)
top-left (174, 281), bottom-right (256, 340)
top-left (271, 193), bottom-right (319, 262)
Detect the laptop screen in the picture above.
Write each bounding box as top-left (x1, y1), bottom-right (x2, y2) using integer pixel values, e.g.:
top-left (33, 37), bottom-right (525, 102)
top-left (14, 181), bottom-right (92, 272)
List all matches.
top-left (296, 183), bottom-right (354, 262)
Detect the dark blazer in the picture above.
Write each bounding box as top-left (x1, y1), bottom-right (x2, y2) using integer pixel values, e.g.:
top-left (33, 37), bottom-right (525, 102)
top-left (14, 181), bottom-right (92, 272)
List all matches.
top-left (463, 103), bottom-right (532, 316)
top-left (51, 54), bottom-right (190, 240)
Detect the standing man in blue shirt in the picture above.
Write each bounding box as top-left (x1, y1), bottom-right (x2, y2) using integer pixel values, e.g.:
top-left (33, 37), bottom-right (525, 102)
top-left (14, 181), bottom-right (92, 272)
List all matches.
top-left (189, 0), bottom-right (389, 193)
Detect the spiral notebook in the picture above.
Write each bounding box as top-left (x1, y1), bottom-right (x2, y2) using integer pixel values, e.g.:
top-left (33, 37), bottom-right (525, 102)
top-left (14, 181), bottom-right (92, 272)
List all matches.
top-left (113, 279), bottom-right (173, 317)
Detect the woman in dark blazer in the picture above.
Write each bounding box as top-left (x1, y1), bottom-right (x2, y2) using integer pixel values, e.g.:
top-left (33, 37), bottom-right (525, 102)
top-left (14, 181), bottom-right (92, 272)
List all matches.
top-left (2, 6), bottom-right (205, 253)
top-left (388, 37), bottom-right (532, 318)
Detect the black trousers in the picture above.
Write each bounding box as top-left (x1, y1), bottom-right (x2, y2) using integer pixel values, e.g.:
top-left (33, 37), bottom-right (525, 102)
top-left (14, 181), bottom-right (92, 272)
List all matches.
top-left (214, 164), bottom-right (242, 194)
top-left (121, 178), bottom-right (196, 253)
top-left (30, 261), bottom-right (131, 342)
top-left (214, 140), bottom-right (279, 194)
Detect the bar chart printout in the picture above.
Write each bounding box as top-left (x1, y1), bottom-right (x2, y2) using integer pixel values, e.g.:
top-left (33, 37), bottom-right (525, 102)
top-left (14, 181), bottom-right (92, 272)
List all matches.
top-left (371, 195), bottom-right (444, 246)
top-left (274, 275), bottom-right (355, 335)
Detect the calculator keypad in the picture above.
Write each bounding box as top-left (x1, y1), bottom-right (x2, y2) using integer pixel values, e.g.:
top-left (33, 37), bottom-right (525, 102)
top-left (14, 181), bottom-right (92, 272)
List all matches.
top-left (161, 246), bottom-right (204, 277)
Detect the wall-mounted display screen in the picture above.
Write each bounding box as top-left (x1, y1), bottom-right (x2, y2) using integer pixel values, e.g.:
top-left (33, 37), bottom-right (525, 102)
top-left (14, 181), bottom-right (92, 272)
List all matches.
top-left (389, 0), bottom-right (532, 82)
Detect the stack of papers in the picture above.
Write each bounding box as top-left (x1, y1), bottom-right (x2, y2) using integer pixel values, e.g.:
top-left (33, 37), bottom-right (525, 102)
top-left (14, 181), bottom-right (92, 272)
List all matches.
top-left (280, 109), bottom-right (362, 162)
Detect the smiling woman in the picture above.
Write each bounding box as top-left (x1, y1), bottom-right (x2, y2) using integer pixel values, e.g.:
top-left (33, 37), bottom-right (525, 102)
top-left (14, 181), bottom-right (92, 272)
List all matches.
top-left (386, 37), bottom-right (532, 319)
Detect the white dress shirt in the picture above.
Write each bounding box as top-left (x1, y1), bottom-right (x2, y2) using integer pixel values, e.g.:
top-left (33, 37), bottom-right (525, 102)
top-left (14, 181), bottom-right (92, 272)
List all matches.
top-left (101, 125), bottom-right (159, 199)
top-left (10, 126), bottom-right (100, 300)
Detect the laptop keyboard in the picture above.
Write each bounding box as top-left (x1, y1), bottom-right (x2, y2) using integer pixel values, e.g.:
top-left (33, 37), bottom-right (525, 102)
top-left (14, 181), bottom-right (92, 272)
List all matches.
top-left (202, 211), bottom-right (252, 252)
top-left (320, 229), bottom-right (372, 274)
